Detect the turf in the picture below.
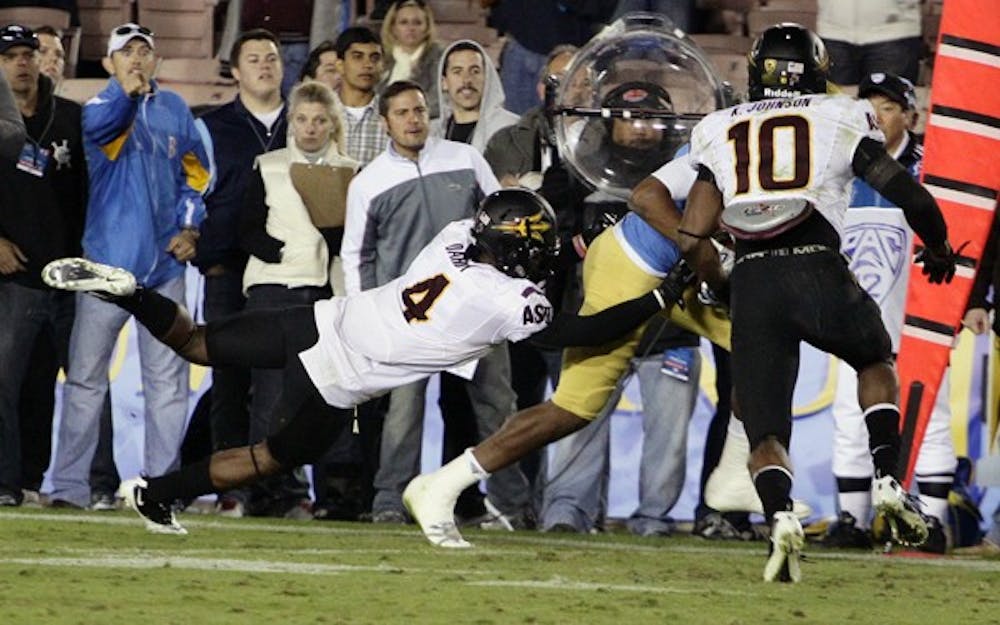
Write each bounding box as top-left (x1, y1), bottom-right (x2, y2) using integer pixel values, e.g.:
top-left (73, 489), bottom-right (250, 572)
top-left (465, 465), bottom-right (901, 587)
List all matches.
top-left (1, 508), bottom-right (997, 625)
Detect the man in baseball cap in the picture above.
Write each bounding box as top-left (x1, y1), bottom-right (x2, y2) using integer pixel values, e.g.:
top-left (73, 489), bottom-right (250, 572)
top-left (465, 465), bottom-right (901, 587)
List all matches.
top-left (107, 22), bottom-right (154, 57)
top-left (858, 72), bottom-right (917, 114)
top-left (102, 23), bottom-right (155, 99)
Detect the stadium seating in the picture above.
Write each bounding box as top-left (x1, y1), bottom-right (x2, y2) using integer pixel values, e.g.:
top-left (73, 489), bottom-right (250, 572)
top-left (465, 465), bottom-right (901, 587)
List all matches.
top-left (78, 0), bottom-right (133, 62)
top-left (137, 0), bottom-right (218, 59)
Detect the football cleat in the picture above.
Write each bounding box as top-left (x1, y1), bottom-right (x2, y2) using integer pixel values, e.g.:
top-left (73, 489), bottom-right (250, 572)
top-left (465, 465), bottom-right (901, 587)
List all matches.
top-left (118, 477), bottom-right (188, 535)
top-left (403, 474), bottom-right (471, 548)
top-left (42, 257), bottom-right (137, 298)
top-left (763, 511), bottom-right (804, 583)
top-left (872, 475), bottom-right (929, 547)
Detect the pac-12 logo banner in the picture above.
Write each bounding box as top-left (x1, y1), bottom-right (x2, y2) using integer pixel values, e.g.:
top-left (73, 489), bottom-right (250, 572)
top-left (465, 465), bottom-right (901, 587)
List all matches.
top-left (842, 223), bottom-right (908, 304)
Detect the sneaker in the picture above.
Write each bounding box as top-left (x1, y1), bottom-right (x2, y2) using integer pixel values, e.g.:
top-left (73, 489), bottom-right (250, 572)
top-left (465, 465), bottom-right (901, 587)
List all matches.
top-left (871, 476), bottom-right (928, 547)
top-left (402, 474), bottom-right (471, 548)
top-left (118, 477), bottom-right (187, 535)
top-left (821, 511), bottom-right (873, 549)
top-left (371, 509), bottom-right (408, 524)
top-left (693, 512), bottom-right (743, 540)
top-left (216, 496), bottom-right (245, 518)
top-left (0, 493), bottom-right (18, 507)
top-left (90, 492), bottom-right (118, 511)
top-left (283, 500), bottom-right (313, 521)
top-left (41, 257), bottom-right (136, 298)
top-left (763, 511), bottom-right (804, 583)
top-left (20, 489), bottom-right (42, 508)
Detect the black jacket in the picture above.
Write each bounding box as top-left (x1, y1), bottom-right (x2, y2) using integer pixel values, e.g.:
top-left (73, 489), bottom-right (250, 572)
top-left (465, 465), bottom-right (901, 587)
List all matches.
top-left (967, 215), bottom-right (1000, 333)
top-left (0, 74), bottom-right (86, 289)
top-left (195, 96), bottom-right (287, 273)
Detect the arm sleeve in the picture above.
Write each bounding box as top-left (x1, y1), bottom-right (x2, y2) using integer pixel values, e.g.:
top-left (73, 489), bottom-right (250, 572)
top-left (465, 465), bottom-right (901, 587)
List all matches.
top-left (528, 290), bottom-right (663, 349)
top-left (81, 82), bottom-right (140, 150)
top-left (851, 137), bottom-right (947, 248)
top-left (0, 70), bottom-right (25, 160)
top-left (968, 216), bottom-right (998, 311)
top-left (174, 104), bottom-right (210, 229)
top-left (651, 150), bottom-right (696, 203)
top-left (238, 169), bottom-right (284, 263)
top-left (340, 177), bottom-right (369, 295)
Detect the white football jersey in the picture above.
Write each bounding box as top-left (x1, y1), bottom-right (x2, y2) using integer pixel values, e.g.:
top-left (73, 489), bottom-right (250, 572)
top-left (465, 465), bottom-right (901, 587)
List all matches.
top-left (299, 219), bottom-right (553, 407)
top-left (689, 94), bottom-right (884, 240)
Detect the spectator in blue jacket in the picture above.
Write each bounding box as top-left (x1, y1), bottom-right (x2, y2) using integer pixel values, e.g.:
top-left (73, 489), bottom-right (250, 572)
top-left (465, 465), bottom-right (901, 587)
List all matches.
top-left (46, 23), bottom-right (211, 509)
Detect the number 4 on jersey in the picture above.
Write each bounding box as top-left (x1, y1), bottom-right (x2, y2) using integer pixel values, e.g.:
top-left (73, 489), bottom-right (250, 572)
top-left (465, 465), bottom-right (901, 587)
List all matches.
top-left (402, 274), bottom-right (450, 322)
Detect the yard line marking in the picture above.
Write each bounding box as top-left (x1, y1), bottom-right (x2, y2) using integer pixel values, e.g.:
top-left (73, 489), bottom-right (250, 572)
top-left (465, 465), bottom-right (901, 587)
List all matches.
top-left (467, 577), bottom-right (750, 596)
top-left (0, 556), bottom-right (398, 575)
top-left (4, 510), bottom-right (1000, 573)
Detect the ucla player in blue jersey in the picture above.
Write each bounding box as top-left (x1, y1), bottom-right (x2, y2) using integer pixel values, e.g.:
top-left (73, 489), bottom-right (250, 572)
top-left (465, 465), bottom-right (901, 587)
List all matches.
top-left (828, 73), bottom-right (956, 553)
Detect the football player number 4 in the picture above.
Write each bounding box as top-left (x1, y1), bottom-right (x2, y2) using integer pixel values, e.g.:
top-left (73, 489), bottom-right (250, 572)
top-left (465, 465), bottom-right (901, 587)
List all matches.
top-left (402, 274), bottom-right (450, 322)
top-left (727, 114), bottom-right (810, 194)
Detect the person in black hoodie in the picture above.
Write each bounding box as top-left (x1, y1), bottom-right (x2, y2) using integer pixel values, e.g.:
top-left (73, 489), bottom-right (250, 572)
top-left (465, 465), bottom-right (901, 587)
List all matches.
top-left (0, 24), bottom-right (86, 506)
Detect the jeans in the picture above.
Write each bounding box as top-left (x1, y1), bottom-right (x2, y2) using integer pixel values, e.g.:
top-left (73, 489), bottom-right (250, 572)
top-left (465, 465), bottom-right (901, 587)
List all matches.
top-left (499, 38), bottom-right (547, 116)
top-left (0, 282), bottom-right (74, 500)
top-left (244, 283), bottom-right (330, 511)
top-left (824, 37), bottom-right (923, 85)
top-left (281, 42), bottom-right (310, 97)
top-left (372, 343), bottom-right (529, 515)
top-left (49, 276), bottom-right (190, 508)
top-left (541, 350), bottom-right (701, 534)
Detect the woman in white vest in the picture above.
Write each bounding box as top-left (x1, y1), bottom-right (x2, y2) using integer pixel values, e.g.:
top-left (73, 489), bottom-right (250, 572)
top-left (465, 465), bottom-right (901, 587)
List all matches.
top-left (238, 80), bottom-right (359, 518)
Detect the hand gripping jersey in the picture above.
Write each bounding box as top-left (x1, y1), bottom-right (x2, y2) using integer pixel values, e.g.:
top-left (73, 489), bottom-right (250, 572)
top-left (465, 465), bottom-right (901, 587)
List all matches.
top-left (299, 219), bottom-right (553, 407)
top-left (689, 94), bottom-right (885, 240)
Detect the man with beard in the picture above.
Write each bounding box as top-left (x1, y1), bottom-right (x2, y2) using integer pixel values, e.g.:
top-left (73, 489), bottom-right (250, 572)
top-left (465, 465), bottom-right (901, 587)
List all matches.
top-left (430, 39), bottom-right (517, 154)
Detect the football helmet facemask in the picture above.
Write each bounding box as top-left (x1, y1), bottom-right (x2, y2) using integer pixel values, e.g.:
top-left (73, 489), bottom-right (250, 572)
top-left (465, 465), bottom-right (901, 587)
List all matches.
top-left (471, 188), bottom-right (560, 283)
top-left (747, 22), bottom-right (830, 102)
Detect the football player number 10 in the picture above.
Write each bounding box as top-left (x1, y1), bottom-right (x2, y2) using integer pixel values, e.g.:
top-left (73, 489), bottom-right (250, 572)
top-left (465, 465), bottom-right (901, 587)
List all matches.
top-left (727, 114), bottom-right (811, 194)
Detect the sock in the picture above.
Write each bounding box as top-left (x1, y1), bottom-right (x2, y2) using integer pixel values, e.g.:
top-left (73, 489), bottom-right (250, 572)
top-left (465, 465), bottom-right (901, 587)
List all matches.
top-left (864, 403), bottom-right (901, 479)
top-left (113, 287), bottom-right (180, 338)
top-left (752, 465), bottom-right (793, 524)
top-left (836, 476), bottom-right (873, 527)
top-left (145, 458), bottom-right (216, 503)
top-left (917, 477), bottom-right (953, 524)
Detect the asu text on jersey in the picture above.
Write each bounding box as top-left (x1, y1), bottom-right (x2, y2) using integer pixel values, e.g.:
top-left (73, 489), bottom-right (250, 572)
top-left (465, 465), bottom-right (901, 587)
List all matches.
top-left (299, 219), bottom-right (552, 407)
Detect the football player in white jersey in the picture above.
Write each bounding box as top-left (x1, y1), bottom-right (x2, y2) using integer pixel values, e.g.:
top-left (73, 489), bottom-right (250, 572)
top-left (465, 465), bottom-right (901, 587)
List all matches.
top-left (675, 23), bottom-right (957, 582)
top-left (42, 188), bottom-right (686, 535)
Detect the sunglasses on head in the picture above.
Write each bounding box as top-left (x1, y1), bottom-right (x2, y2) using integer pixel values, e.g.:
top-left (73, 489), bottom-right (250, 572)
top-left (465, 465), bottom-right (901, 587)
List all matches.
top-left (0, 26), bottom-right (31, 41)
top-left (115, 25), bottom-right (153, 37)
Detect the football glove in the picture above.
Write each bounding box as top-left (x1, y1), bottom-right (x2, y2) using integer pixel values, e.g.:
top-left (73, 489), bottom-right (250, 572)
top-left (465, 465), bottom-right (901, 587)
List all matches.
top-left (915, 241), bottom-right (959, 284)
top-left (654, 260), bottom-right (695, 310)
top-left (572, 209), bottom-right (624, 258)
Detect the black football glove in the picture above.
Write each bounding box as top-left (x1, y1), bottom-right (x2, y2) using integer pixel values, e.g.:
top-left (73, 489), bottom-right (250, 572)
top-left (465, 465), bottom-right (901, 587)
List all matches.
top-left (654, 260), bottom-right (696, 310)
top-left (572, 209), bottom-right (624, 258)
top-left (915, 241), bottom-right (959, 284)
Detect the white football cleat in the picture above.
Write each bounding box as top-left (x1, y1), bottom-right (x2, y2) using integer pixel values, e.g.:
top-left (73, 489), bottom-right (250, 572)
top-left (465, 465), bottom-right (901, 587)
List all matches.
top-left (42, 257), bottom-right (137, 298)
top-left (118, 477), bottom-right (187, 535)
top-left (403, 473), bottom-right (471, 548)
top-left (763, 511), bottom-right (804, 583)
top-left (872, 475), bottom-right (929, 546)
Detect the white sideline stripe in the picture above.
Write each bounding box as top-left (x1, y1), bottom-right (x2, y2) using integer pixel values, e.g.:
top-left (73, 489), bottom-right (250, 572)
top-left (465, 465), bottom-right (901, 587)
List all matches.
top-left (4, 511), bottom-right (1000, 573)
top-left (929, 113), bottom-right (1000, 141)
top-left (0, 556), bottom-right (397, 575)
top-left (467, 578), bottom-right (749, 596)
top-left (938, 44), bottom-right (1000, 69)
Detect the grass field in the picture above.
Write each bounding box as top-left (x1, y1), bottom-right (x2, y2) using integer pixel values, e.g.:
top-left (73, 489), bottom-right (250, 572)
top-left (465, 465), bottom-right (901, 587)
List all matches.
top-left (1, 508), bottom-right (998, 625)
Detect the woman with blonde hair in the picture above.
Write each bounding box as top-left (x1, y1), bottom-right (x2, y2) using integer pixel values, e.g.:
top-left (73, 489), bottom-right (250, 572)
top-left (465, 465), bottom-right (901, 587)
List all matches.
top-left (379, 0), bottom-right (445, 118)
top-left (237, 79), bottom-right (360, 517)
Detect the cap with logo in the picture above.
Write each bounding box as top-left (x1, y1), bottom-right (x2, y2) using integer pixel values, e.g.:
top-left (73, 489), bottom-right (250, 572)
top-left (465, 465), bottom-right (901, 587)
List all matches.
top-left (0, 24), bottom-right (39, 54)
top-left (107, 23), bottom-right (154, 57)
top-left (858, 72), bottom-right (917, 111)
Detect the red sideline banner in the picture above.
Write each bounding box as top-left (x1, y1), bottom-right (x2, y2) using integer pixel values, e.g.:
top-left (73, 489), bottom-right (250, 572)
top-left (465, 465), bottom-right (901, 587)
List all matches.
top-left (897, 0), bottom-right (1000, 487)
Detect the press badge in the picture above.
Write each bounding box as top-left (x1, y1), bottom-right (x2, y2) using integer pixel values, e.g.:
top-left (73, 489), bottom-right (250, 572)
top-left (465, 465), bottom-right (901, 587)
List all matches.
top-left (660, 347), bottom-right (694, 382)
top-left (16, 142), bottom-right (49, 177)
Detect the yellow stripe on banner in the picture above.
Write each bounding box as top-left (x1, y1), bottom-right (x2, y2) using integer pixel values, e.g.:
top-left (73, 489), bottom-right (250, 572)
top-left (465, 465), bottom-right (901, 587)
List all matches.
top-left (949, 329), bottom-right (977, 457)
top-left (793, 355), bottom-right (837, 417)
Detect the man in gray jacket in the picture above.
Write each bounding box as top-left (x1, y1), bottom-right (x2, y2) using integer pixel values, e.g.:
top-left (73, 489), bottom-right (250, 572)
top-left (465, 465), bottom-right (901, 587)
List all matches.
top-left (342, 80), bottom-right (531, 527)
